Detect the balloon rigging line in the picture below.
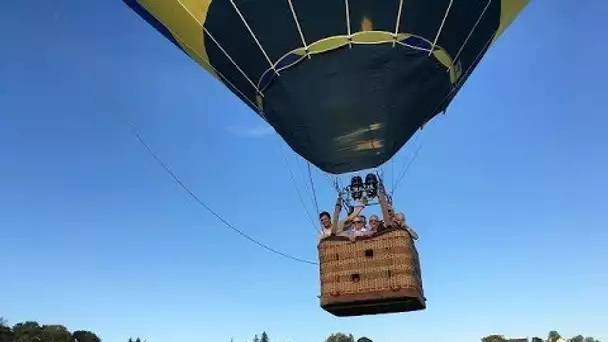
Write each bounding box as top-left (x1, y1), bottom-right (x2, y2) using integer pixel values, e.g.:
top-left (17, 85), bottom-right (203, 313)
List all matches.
top-left (344, 0), bottom-right (352, 45)
top-left (227, 0), bottom-right (277, 74)
top-left (287, 0), bottom-right (309, 55)
top-left (118, 0), bottom-right (498, 266)
top-left (307, 161), bottom-right (321, 217)
top-left (390, 130), bottom-right (425, 193)
top-left (393, 0), bottom-right (405, 46)
top-left (295, 155), bottom-right (316, 206)
top-left (177, 0), bottom-right (263, 100)
top-left (283, 149), bottom-right (322, 233)
top-left (429, 0), bottom-right (453, 55)
top-left (449, 0), bottom-right (493, 72)
top-left (391, 16), bottom-right (502, 195)
top-left (123, 115), bottom-right (317, 265)
top-left (391, 140), bottom-right (425, 195)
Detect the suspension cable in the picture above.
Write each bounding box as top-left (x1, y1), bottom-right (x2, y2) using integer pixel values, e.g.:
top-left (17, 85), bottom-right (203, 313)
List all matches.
top-left (283, 150), bottom-right (321, 233)
top-left (391, 141), bottom-right (424, 195)
top-left (391, 1), bottom-right (495, 196)
top-left (122, 116), bottom-right (317, 265)
top-left (306, 162), bottom-right (321, 216)
top-left (295, 155), bottom-right (316, 206)
top-left (391, 159), bottom-right (395, 191)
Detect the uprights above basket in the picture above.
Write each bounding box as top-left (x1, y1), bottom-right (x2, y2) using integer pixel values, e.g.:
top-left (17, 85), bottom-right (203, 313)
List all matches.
top-left (339, 173), bottom-right (387, 211)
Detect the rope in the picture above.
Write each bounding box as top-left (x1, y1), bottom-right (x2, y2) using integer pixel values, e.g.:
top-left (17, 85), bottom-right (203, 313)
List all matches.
top-left (391, 159), bottom-right (395, 191)
top-left (296, 155), bottom-right (315, 205)
top-left (392, 2), bottom-right (496, 194)
top-left (429, 0), bottom-right (453, 55)
top-left (344, 0), bottom-right (352, 47)
top-left (228, 0), bottom-right (277, 74)
top-left (286, 0), bottom-right (309, 56)
top-left (307, 162), bottom-right (321, 216)
top-left (202, 27), bottom-right (261, 95)
top-left (283, 150), bottom-right (321, 233)
top-left (176, 1), bottom-right (263, 99)
top-left (122, 115), bottom-right (317, 266)
top-left (391, 140), bottom-right (424, 195)
top-left (449, 0), bottom-right (493, 73)
top-left (393, 0), bottom-right (405, 47)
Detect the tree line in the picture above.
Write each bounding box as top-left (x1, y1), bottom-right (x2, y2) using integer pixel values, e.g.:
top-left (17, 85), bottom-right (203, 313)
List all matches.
top-left (0, 318), bottom-right (146, 342)
top-left (482, 331), bottom-right (602, 342)
top-left (243, 332), bottom-right (372, 342)
top-left (2, 318), bottom-right (600, 342)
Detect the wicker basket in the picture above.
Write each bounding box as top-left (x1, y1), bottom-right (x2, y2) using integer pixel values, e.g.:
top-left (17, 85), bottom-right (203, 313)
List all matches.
top-left (318, 227), bottom-right (426, 317)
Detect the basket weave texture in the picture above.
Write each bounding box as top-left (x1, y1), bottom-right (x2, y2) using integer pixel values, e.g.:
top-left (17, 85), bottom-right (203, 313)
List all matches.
top-left (318, 228), bottom-right (423, 304)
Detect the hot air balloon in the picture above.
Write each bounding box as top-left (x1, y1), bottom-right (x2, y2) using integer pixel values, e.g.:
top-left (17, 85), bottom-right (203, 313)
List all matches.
top-left (123, 0), bottom-right (529, 316)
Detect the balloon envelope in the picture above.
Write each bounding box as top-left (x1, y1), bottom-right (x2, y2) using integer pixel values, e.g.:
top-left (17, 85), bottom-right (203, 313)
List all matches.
top-left (123, 0), bottom-right (528, 174)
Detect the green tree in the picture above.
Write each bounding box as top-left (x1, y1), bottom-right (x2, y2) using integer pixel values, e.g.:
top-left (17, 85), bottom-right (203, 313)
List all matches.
top-left (548, 331), bottom-right (562, 342)
top-left (532, 337), bottom-right (544, 342)
top-left (41, 324), bottom-right (72, 342)
top-left (482, 335), bottom-right (508, 342)
top-left (261, 331), bottom-right (270, 342)
top-left (13, 321), bottom-right (43, 342)
top-left (583, 337), bottom-right (600, 342)
top-left (569, 335), bottom-right (585, 342)
top-left (357, 337), bottom-right (373, 342)
top-left (325, 332), bottom-right (355, 342)
top-left (0, 323), bottom-right (13, 342)
top-left (72, 330), bottom-right (101, 342)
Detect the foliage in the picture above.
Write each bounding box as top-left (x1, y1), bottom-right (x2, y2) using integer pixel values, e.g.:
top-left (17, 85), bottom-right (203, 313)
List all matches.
top-left (72, 330), bottom-right (102, 342)
top-left (1, 319), bottom-right (603, 342)
top-left (480, 332), bottom-right (602, 342)
top-left (261, 332), bottom-right (270, 342)
top-left (0, 318), bottom-right (101, 342)
top-left (41, 325), bottom-right (72, 342)
top-left (325, 333), bottom-right (356, 342)
top-left (549, 331), bottom-right (563, 342)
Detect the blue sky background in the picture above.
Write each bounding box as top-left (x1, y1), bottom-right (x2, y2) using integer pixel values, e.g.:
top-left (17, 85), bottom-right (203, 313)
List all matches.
top-left (1, 1), bottom-right (607, 342)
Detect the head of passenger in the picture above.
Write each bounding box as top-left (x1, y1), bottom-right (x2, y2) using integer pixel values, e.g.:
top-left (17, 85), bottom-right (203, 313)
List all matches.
top-left (394, 212), bottom-right (406, 228)
top-left (369, 215), bottom-right (380, 230)
top-left (352, 216), bottom-right (365, 231)
top-left (387, 206), bottom-right (395, 221)
top-left (319, 211), bottom-right (331, 229)
top-left (360, 215), bottom-right (367, 227)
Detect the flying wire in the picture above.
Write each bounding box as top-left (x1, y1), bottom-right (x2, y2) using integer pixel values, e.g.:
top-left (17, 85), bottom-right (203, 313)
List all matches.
top-left (122, 116), bottom-right (318, 266)
top-left (391, 138), bottom-right (425, 195)
top-left (306, 161), bottom-right (321, 217)
top-left (295, 154), bottom-right (315, 205)
top-left (283, 149), bottom-right (321, 233)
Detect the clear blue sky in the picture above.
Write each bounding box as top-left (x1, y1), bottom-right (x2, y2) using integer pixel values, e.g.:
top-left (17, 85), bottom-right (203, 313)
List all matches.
top-left (1, 1), bottom-right (607, 342)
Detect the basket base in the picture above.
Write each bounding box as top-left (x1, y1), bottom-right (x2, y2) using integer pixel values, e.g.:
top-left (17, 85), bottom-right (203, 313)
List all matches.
top-left (321, 290), bottom-right (426, 317)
